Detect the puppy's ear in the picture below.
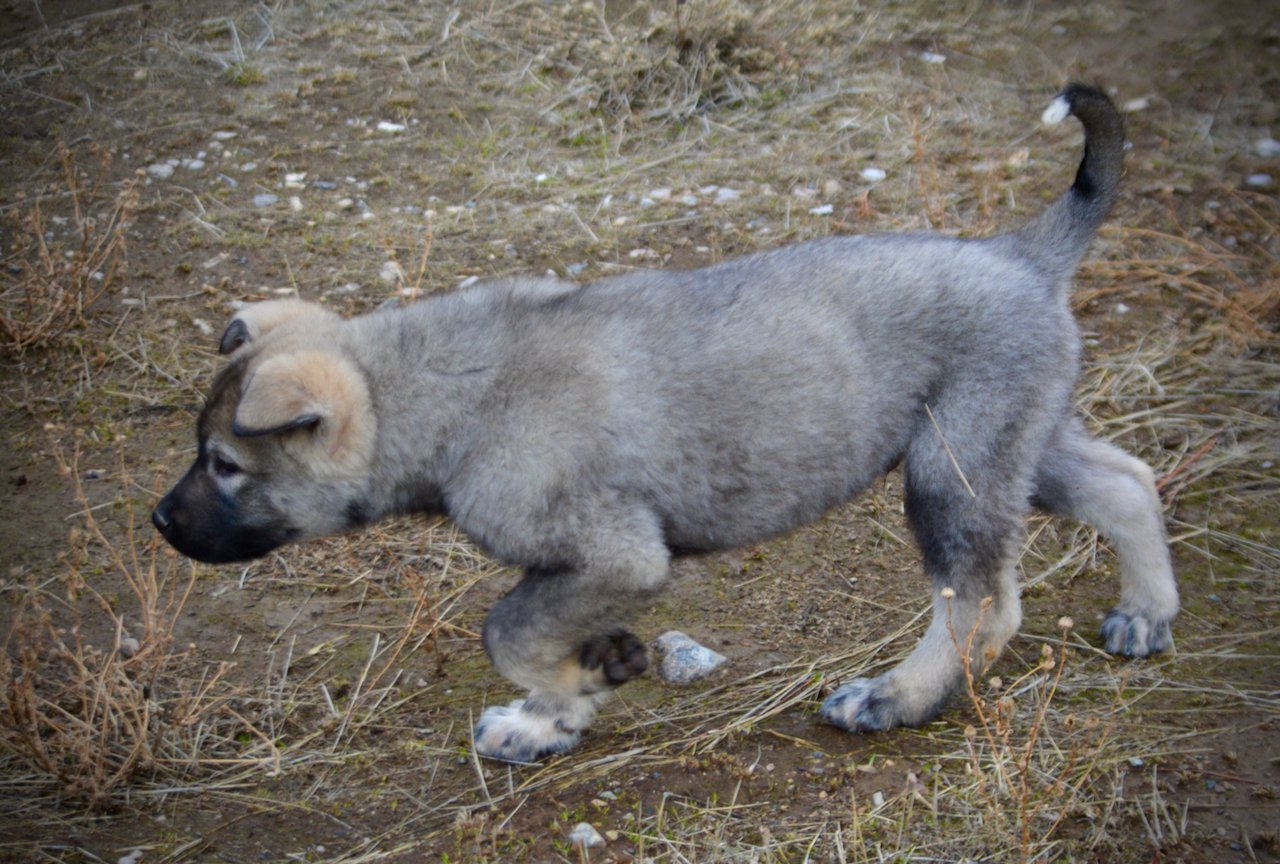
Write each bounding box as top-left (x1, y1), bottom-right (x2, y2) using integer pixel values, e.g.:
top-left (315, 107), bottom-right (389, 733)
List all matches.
top-left (233, 351), bottom-right (376, 474)
top-left (218, 300), bottom-right (340, 354)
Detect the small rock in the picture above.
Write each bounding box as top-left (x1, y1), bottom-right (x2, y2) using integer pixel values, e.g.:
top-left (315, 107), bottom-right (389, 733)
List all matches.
top-left (119, 636), bottom-right (141, 658)
top-left (568, 822), bottom-right (606, 849)
top-left (1122, 97), bottom-right (1151, 113)
top-left (378, 260), bottom-right (405, 286)
top-left (284, 172), bottom-right (307, 188)
top-left (648, 187), bottom-right (671, 201)
top-left (628, 248), bottom-right (660, 260)
top-left (677, 194), bottom-right (699, 206)
top-left (715, 186), bottom-right (742, 202)
top-left (822, 179), bottom-right (842, 198)
top-left (655, 631), bottom-right (726, 684)
top-left (117, 850), bottom-right (143, 864)
top-left (1246, 173), bottom-right (1273, 187)
top-left (860, 167), bottom-right (887, 182)
top-left (919, 51), bottom-right (946, 64)
top-left (313, 180), bottom-right (337, 190)
top-left (1115, 302), bottom-right (1129, 314)
top-left (192, 318), bottom-right (214, 336)
top-left (146, 163), bottom-right (175, 179)
top-left (240, 162), bottom-right (258, 172)
top-left (376, 121), bottom-right (406, 133)
top-left (181, 158), bottom-right (205, 170)
top-left (252, 193), bottom-right (279, 208)
top-left (808, 204), bottom-right (834, 216)
top-left (289, 196), bottom-right (303, 212)
top-left (212, 130), bottom-right (238, 140)
top-left (1128, 757), bottom-right (1145, 768)
top-left (1255, 137), bottom-right (1280, 158)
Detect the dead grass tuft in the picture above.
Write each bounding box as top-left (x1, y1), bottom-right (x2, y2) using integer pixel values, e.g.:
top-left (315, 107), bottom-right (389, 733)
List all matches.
top-left (0, 437), bottom-right (271, 812)
top-left (0, 145), bottom-right (140, 356)
top-left (592, 0), bottom-right (799, 122)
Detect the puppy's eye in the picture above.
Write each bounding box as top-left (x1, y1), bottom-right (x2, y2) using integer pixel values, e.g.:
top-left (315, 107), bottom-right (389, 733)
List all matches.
top-left (212, 455), bottom-right (242, 478)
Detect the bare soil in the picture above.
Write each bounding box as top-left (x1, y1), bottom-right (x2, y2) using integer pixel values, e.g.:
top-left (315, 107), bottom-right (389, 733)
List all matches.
top-left (2, 0), bottom-right (1277, 862)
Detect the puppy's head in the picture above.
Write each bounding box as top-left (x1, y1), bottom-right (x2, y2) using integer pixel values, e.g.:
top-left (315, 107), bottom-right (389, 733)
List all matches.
top-left (153, 301), bottom-right (378, 563)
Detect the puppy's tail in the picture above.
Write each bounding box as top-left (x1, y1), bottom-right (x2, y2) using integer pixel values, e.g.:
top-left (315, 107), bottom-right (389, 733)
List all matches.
top-left (1016, 83), bottom-right (1125, 280)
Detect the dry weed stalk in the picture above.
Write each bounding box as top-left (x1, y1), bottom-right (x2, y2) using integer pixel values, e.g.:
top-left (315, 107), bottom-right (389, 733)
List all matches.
top-left (0, 144), bottom-right (141, 355)
top-left (0, 436), bottom-right (268, 811)
top-left (945, 593), bottom-right (1121, 862)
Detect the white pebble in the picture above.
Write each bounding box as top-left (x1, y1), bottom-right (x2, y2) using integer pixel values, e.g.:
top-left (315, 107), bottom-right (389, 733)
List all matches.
top-left (872, 791), bottom-right (886, 809)
top-left (212, 130), bottom-right (238, 140)
top-left (568, 823), bottom-right (606, 849)
top-left (628, 247), bottom-right (660, 260)
top-left (146, 163), bottom-right (174, 179)
top-left (919, 51), bottom-right (946, 64)
top-left (119, 636), bottom-right (141, 658)
top-left (337, 198), bottom-right (355, 210)
top-left (289, 196), bottom-right (303, 212)
top-left (1255, 137), bottom-right (1280, 158)
top-left (192, 318), bottom-right (213, 336)
top-left (378, 260), bottom-right (405, 286)
top-left (1115, 302), bottom-right (1129, 314)
top-left (252, 193), bottom-right (278, 208)
top-left (116, 850), bottom-right (143, 864)
top-left (1246, 173), bottom-right (1273, 187)
top-left (648, 187), bottom-right (671, 201)
top-left (181, 158), bottom-right (205, 170)
top-left (376, 121), bottom-right (406, 133)
top-left (284, 172), bottom-right (307, 188)
top-left (677, 194), bottom-right (699, 206)
top-left (534, 172), bottom-right (549, 183)
top-left (655, 631), bottom-right (726, 684)
top-left (1122, 97), bottom-right (1151, 113)
top-left (240, 162), bottom-right (258, 172)
top-left (715, 187), bottom-right (742, 202)
top-left (808, 204), bottom-right (834, 216)
top-left (860, 167), bottom-right (887, 182)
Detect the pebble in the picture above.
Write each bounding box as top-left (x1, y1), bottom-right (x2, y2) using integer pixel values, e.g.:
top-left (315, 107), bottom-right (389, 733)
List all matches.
top-left (289, 196), bottom-right (303, 212)
top-left (378, 260), bottom-right (405, 286)
top-left (860, 167), bottom-right (887, 182)
top-left (1122, 97), bottom-right (1151, 113)
top-left (568, 823), bottom-right (606, 849)
top-left (654, 631), bottom-right (726, 684)
top-left (284, 172), bottom-right (307, 188)
top-left (648, 187), bottom-right (671, 201)
top-left (212, 130), bottom-right (238, 140)
top-left (241, 162), bottom-right (258, 172)
top-left (677, 194), bottom-right (699, 206)
top-left (808, 204), bottom-right (834, 216)
top-left (919, 51), bottom-right (946, 64)
top-left (181, 158), bottom-right (205, 170)
top-left (117, 851), bottom-right (143, 864)
top-left (1246, 173), bottom-right (1272, 187)
top-left (1255, 137), bottom-right (1280, 158)
top-left (377, 121), bottom-right (406, 133)
top-left (313, 180), bottom-right (337, 190)
top-left (252, 193), bottom-right (279, 208)
top-left (715, 187), bottom-right (742, 202)
top-left (146, 163), bottom-right (175, 179)
top-left (119, 636), bottom-right (141, 658)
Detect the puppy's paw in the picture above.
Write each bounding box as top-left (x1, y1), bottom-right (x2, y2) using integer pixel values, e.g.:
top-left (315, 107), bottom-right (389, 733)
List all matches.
top-left (473, 700), bottom-right (581, 763)
top-left (820, 678), bottom-right (905, 733)
top-left (1100, 610), bottom-right (1173, 658)
top-left (580, 630), bottom-right (649, 686)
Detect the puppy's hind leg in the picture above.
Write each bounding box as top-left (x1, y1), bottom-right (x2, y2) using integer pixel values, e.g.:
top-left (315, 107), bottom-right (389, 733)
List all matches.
top-left (474, 524), bottom-right (669, 762)
top-left (1033, 419), bottom-right (1178, 657)
top-left (823, 434), bottom-right (1027, 733)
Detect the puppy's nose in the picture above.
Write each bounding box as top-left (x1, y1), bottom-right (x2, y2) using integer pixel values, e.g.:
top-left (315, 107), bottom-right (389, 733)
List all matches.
top-left (152, 499), bottom-right (173, 535)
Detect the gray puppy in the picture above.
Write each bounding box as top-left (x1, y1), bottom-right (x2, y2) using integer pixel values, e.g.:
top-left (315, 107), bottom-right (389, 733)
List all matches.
top-left (154, 84), bottom-right (1178, 762)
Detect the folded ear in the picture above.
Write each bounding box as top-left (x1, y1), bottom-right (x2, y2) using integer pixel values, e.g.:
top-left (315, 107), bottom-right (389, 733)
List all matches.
top-left (219, 300), bottom-right (340, 354)
top-left (233, 351), bottom-right (376, 474)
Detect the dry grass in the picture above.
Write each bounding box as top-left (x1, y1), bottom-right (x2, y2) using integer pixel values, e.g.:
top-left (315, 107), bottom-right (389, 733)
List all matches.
top-left (0, 145), bottom-right (140, 355)
top-left (0, 438), bottom-right (267, 812)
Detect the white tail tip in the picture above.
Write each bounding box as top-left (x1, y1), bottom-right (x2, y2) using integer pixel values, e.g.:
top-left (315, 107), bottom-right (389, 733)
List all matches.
top-left (1042, 95), bottom-right (1071, 126)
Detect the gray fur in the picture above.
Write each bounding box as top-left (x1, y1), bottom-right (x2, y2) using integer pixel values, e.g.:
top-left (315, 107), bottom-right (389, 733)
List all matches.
top-left (153, 84), bottom-right (1178, 761)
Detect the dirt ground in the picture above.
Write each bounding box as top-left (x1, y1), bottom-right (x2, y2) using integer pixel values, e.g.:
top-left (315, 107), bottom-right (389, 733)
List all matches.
top-left (1, 0), bottom-right (1277, 862)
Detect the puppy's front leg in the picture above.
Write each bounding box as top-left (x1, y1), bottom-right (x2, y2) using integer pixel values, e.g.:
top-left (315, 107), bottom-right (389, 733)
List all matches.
top-left (474, 542), bottom-right (668, 762)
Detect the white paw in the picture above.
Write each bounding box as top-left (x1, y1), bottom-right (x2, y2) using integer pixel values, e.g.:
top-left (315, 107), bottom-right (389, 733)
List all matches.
top-left (1100, 610), bottom-right (1174, 657)
top-left (473, 699), bottom-right (581, 762)
top-left (820, 678), bottom-right (900, 732)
